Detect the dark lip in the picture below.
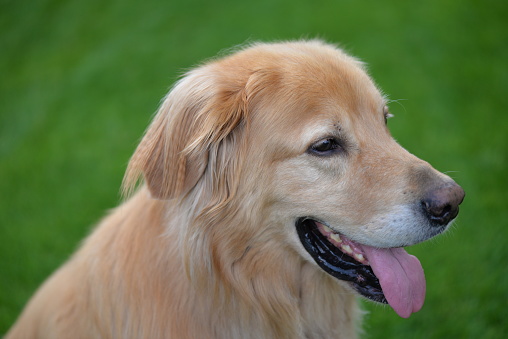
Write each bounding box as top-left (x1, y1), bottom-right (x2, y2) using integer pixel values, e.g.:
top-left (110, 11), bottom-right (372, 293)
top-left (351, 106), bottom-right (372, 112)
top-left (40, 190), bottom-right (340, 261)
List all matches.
top-left (295, 218), bottom-right (387, 304)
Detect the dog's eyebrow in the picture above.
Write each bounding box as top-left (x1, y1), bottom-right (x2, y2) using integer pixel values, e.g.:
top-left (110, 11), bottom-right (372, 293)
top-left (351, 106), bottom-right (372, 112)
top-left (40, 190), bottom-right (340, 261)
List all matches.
top-left (332, 122), bottom-right (343, 132)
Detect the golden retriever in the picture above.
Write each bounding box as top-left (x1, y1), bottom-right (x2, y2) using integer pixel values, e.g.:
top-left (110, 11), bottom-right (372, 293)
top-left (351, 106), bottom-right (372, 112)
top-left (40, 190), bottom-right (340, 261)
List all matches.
top-left (7, 40), bottom-right (465, 339)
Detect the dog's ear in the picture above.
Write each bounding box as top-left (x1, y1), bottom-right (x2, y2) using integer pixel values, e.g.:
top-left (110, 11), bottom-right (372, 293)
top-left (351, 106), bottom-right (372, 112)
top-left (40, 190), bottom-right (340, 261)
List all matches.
top-left (123, 67), bottom-right (250, 200)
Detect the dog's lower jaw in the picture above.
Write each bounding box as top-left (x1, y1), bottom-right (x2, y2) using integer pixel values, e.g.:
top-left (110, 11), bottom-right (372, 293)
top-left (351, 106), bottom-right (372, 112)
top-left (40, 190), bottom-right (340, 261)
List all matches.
top-left (295, 218), bottom-right (387, 303)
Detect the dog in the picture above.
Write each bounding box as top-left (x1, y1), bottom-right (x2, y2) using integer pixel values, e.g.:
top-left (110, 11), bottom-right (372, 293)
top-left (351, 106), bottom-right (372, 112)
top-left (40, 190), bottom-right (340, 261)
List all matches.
top-left (7, 40), bottom-right (465, 339)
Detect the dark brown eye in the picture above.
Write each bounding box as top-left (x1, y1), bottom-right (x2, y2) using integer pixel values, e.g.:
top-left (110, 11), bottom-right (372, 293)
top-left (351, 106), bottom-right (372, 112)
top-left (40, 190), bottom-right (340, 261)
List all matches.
top-left (309, 138), bottom-right (342, 156)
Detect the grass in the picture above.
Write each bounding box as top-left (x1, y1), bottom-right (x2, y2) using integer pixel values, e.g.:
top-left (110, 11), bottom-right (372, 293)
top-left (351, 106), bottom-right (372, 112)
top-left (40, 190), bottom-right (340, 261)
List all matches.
top-left (1, 0), bottom-right (507, 337)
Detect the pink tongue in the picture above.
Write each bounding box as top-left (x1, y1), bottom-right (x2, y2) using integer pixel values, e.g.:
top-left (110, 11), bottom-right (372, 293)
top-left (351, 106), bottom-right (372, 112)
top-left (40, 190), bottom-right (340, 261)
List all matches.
top-left (360, 246), bottom-right (426, 318)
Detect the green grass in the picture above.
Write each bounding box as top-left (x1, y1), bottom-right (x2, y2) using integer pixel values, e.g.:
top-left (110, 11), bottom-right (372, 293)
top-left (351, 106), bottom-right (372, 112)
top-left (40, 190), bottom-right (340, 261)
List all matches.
top-left (1, 0), bottom-right (507, 337)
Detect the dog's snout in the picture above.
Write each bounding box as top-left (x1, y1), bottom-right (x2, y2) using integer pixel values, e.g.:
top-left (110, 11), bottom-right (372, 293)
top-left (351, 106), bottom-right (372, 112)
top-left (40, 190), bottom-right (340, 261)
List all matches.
top-left (421, 183), bottom-right (465, 226)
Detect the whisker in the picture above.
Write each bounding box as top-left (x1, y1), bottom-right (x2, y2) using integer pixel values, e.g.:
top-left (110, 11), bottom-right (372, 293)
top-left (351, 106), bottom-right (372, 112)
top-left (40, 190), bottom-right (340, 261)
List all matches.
top-left (387, 99), bottom-right (408, 114)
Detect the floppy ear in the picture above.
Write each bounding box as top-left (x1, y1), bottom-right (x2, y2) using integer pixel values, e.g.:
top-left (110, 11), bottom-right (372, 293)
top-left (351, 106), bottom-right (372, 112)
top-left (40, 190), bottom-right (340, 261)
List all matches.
top-left (123, 67), bottom-right (249, 200)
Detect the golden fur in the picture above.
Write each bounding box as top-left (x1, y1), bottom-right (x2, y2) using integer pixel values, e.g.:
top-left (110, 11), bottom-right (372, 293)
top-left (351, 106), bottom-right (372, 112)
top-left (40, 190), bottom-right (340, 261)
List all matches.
top-left (7, 40), bottom-right (461, 338)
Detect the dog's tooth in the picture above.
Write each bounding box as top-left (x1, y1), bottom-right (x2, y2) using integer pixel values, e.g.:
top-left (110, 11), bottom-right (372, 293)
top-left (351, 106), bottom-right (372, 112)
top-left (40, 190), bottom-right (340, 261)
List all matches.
top-left (318, 223), bottom-right (332, 235)
top-left (354, 253), bottom-right (366, 263)
top-left (342, 245), bottom-right (353, 254)
top-left (330, 233), bottom-right (342, 243)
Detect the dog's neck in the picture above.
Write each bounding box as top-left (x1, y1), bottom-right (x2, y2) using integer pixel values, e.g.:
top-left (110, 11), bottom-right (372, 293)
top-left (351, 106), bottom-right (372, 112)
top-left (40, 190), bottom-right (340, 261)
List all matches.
top-left (167, 189), bottom-right (362, 339)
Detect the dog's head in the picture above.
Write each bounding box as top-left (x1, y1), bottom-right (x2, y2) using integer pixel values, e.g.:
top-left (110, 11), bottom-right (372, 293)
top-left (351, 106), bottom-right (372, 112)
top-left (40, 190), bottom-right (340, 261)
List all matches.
top-left (124, 40), bottom-right (464, 318)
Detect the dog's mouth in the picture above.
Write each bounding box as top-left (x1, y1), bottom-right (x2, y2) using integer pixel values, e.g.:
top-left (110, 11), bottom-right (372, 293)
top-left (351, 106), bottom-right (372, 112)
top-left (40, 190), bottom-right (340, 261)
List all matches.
top-left (296, 218), bottom-right (426, 318)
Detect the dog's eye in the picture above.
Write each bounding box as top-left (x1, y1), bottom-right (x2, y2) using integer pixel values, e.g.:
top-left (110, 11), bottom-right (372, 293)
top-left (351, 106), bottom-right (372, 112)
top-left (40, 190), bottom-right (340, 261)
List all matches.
top-left (309, 138), bottom-right (342, 156)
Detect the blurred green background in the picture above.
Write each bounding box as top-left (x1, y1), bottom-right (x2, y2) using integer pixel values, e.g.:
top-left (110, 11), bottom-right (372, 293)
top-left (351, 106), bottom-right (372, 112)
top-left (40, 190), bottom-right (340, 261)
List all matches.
top-left (1, 0), bottom-right (507, 337)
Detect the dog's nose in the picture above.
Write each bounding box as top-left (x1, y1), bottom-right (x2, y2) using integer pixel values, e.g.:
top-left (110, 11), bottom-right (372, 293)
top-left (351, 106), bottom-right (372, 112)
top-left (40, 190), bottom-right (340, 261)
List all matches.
top-left (421, 183), bottom-right (465, 226)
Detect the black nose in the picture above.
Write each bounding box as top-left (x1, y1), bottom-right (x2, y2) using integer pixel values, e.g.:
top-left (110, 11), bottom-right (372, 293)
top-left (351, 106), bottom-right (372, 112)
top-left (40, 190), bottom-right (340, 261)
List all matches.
top-left (421, 183), bottom-right (465, 226)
